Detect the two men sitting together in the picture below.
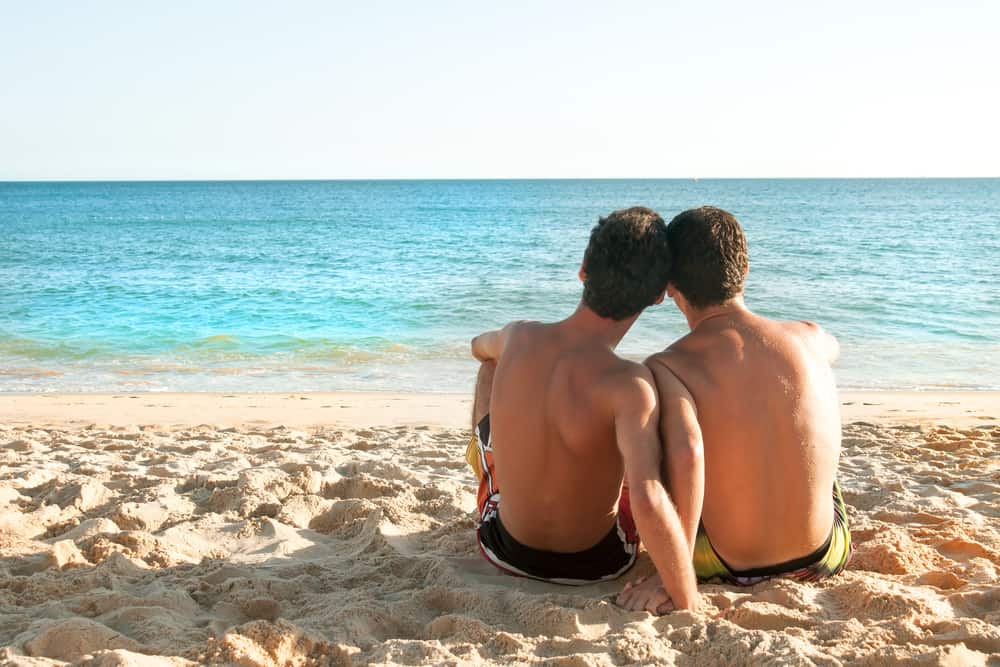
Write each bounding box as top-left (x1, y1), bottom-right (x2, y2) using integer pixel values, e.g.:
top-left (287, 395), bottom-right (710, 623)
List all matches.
top-left (466, 206), bottom-right (851, 612)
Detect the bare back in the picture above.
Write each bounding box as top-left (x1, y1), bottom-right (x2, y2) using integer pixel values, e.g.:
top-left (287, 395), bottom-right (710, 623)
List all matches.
top-left (649, 311), bottom-right (841, 570)
top-left (490, 322), bottom-right (633, 552)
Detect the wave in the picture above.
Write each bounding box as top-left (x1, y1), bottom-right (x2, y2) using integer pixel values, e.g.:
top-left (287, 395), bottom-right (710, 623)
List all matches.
top-left (0, 338), bottom-right (110, 361)
top-left (0, 334), bottom-right (469, 365)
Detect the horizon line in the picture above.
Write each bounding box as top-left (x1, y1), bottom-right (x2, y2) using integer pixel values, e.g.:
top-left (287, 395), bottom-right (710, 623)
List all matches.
top-left (2, 175), bottom-right (999, 184)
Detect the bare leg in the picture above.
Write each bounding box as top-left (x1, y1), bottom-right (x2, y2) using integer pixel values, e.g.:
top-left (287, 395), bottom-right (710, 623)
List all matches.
top-left (472, 360), bottom-right (496, 430)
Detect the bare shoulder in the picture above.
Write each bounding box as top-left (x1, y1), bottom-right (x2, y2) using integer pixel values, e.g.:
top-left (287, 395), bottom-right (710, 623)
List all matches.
top-left (644, 350), bottom-right (697, 402)
top-left (605, 359), bottom-right (658, 414)
top-left (506, 319), bottom-right (541, 334)
top-left (786, 319), bottom-right (840, 363)
top-left (497, 319), bottom-right (545, 345)
top-left (646, 339), bottom-right (698, 381)
top-left (790, 319), bottom-right (824, 334)
top-left (471, 319), bottom-right (542, 362)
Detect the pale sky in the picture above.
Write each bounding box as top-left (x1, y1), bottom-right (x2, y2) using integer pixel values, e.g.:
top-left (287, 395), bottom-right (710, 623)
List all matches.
top-left (1, 1), bottom-right (997, 180)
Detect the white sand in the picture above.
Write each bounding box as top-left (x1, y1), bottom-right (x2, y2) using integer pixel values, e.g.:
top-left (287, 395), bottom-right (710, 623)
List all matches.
top-left (0, 392), bottom-right (997, 665)
top-left (1, 390), bottom-right (997, 429)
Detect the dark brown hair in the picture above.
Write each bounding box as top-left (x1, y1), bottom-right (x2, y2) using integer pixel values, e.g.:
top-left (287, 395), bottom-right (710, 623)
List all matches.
top-left (581, 206), bottom-right (671, 320)
top-left (665, 206), bottom-right (748, 308)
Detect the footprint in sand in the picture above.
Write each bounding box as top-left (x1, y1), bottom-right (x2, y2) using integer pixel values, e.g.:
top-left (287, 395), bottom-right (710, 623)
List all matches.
top-left (722, 603), bottom-right (816, 632)
top-left (937, 538), bottom-right (993, 561)
top-left (308, 498), bottom-right (379, 534)
top-left (348, 440), bottom-right (377, 451)
top-left (323, 475), bottom-right (404, 500)
top-left (241, 598), bottom-right (281, 621)
top-left (917, 571), bottom-right (966, 589)
top-left (23, 618), bottom-right (144, 661)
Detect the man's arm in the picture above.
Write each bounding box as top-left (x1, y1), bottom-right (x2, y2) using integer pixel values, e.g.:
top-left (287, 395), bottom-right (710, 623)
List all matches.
top-left (612, 365), bottom-right (698, 612)
top-left (470, 322), bottom-right (519, 362)
top-left (647, 358), bottom-right (704, 554)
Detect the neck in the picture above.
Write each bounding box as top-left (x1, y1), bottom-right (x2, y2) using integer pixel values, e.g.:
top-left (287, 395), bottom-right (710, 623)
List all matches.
top-left (684, 296), bottom-right (749, 331)
top-left (563, 303), bottom-right (637, 349)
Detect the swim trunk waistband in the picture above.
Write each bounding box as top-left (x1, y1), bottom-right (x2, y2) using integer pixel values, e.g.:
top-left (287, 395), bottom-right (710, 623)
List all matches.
top-left (692, 480), bottom-right (853, 586)
top-left (478, 504), bottom-right (637, 585)
top-left (467, 414), bottom-right (638, 585)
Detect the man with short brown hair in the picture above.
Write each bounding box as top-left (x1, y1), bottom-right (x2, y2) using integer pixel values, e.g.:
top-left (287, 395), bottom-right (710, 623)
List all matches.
top-left (468, 207), bottom-right (698, 610)
top-left (618, 206), bottom-right (850, 612)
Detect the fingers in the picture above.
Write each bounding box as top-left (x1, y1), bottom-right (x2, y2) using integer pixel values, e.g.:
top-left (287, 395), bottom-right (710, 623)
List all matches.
top-left (632, 590), bottom-right (655, 612)
top-left (615, 575), bottom-right (650, 608)
top-left (616, 587), bottom-right (642, 610)
top-left (615, 575), bottom-right (681, 615)
top-left (644, 590), bottom-right (669, 615)
top-left (616, 586), bottom-right (647, 611)
top-left (656, 599), bottom-right (676, 615)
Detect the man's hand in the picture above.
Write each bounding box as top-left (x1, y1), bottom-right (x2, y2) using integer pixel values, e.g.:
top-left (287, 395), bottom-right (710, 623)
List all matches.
top-left (616, 575), bottom-right (676, 615)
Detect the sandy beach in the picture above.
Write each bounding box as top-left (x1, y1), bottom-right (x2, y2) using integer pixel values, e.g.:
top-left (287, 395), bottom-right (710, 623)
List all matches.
top-left (1, 391), bottom-right (997, 665)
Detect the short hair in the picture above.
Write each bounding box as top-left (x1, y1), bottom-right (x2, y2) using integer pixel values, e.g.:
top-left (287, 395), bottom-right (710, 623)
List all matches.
top-left (581, 206), bottom-right (671, 320)
top-left (665, 206), bottom-right (748, 309)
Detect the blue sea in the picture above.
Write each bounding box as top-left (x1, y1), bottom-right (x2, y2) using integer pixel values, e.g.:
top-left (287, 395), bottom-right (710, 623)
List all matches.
top-left (1, 179), bottom-right (998, 393)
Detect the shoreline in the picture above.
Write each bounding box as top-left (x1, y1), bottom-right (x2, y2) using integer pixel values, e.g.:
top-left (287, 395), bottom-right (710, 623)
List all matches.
top-left (1, 389), bottom-right (996, 429)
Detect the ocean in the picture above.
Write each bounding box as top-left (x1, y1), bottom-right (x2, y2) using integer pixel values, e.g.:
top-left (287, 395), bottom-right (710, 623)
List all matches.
top-left (1, 179), bottom-right (998, 393)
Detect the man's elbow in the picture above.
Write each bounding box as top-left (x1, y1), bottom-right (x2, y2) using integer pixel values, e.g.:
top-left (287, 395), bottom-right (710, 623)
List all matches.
top-left (667, 435), bottom-right (703, 468)
top-left (628, 480), bottom-right (668, 518)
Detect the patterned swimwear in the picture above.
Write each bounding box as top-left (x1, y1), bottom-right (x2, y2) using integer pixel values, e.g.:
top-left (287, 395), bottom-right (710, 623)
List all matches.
top-left (466, 414), bottom-right (639, 585)
top-left (692, 481), bottom-right (852, 585)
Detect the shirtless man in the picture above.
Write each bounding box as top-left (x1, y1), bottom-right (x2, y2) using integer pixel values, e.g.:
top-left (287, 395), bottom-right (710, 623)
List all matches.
top-left (467, 207), bottom-right (698, 610)
top-left (618, 206), bottom-right (850, 613)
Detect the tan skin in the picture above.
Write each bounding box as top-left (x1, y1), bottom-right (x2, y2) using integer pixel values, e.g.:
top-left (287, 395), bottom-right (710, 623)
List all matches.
top-left (471, 272), bottom-right (699, 612)
top-left (618, 278), bottom-right (841, 612)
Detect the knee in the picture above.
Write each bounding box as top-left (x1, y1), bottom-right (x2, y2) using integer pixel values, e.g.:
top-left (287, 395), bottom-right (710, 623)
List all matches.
top-left (476, 360), bottom-right (497, 396)
top-left (474, 361), bottom-right (497, 427)
top-left (478, 359), bottom-right (497, 378)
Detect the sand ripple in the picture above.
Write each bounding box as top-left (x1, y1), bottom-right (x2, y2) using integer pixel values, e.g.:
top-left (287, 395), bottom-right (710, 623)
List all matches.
top-left (0, 422), bottom-right (997, 665)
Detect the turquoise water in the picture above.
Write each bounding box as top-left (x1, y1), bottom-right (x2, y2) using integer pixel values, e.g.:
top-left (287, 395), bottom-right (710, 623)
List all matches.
top-left (1, 179), bottom-right (998, 392)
